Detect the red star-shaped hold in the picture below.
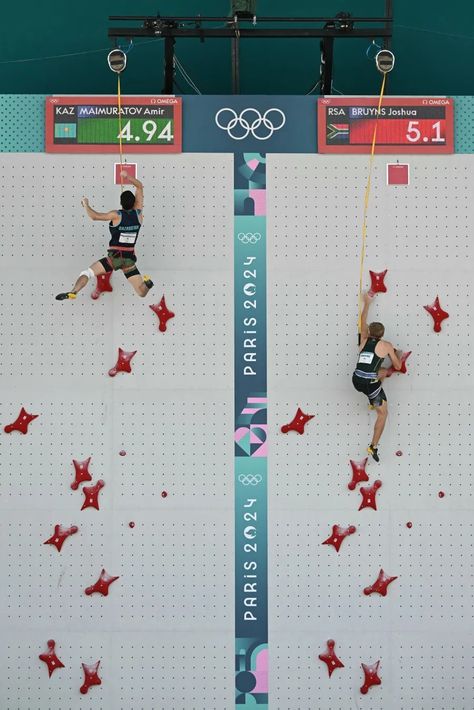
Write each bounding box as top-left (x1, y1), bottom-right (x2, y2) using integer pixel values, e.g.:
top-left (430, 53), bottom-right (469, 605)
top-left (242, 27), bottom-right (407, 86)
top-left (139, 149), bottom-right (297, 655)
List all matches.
top-left (368, 269), bottom-right (388, 296)
top-left (81, 480), bottom-right (105, 511)
top-left (80, 660), bottom-right (102, 695)
top-left (71, 457), bottom-right (93, 490)
top-left (281, 407), bottom-right (314, 434)
top-left (424, 296), bottom-right (449, 333)
top-left (4, 407), bottom-right (39, 434)
top-left (318, 639), bottom-right (345, 677)
top-left (85, 568), bottom-right (120, 596)
top-left (360, 660), bottom-right (382, 694)
top-left (108, 348), bottom-right (137, 377)
top-left (358, 479), bottom-right (382, 511)
top-left (364, 568), bottom-right (398, 597)
top-left (43, 524), bottom-right (78, 552)
top-left (348, 458), bottom-right (369, 491)
top-left (91, 272), bottom-right (113, 300)
top-left (322, 524), bottom-right (356, 553)
top-left (385, 350), bottom-right (411, 378)
top-left (150, 296), bottom-right (175, 332)
top-left (39, 639), bottom-right (65, 677)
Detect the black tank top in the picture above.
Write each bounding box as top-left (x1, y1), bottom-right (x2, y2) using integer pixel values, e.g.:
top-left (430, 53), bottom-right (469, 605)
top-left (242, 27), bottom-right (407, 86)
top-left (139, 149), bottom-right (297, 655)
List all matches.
top-left (109, 209), bottom-right (141, 250)
top-left (356, 337), bottom-right (385, 374)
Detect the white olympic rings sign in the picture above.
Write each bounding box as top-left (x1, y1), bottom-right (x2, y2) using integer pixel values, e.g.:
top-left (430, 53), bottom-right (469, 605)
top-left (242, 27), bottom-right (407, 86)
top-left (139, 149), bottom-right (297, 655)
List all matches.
top-left (215, 108), bottom-right (286, 140)
top-left (238, 473), bottom-right (263, 486)
top-left (238, 232), bottom-right (261, 244)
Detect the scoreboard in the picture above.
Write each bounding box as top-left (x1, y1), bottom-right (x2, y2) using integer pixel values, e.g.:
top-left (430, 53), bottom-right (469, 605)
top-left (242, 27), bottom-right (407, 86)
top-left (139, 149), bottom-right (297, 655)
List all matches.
top-left (45, 96), bottom-right (182, 153)
top-left (318, 97), bottom-right (454, 154)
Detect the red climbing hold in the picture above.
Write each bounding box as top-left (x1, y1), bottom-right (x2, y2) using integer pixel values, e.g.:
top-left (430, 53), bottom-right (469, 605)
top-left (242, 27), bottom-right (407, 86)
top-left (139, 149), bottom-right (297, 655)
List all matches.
top-left (119, 450), bottom-right (127, 457)
top-left (161, 490), bottom-right (168, 498)
top-left (108, 348), bottom-right (137, 377)
top-left (348, 458), bottom-right (369, 491)
top-left (4, 407), bottom-right (39, 434)
top-left (71, 457), bottom-right (93, 491)
top-left (322, 524), bottom-right (356, 553)
top-left (360, 660), bottom-right (382, 695)
top-left (81, 480), bottom-right (105, 511)
top-left (44, 524), bottom-right (78, 552)
top-left (85, 568), bottom-right (119, 596)
top-left (368, 269), bottom-right (388, 296)
top-left (150, 296), bottom-right (175, 332)
top-left (91, 272), bottom-right (113, 300)
top-left (318, 639), bottom-right (345, 677)
top-left (39, 639), bottom-right (65, 677)
top-left (129, 521), bottom-right (135, 528)
top-left (364, 568), bottom-right (398, 596)
top-left (424, 296), bottom-right (449, 333)
top-left (385, 350), bottom-right (411, 377)
top-left (281, 408), bottom-right (314, 435)
top-left (358, 480), bottom-right (382, 511)
top-left (80, 660), bottom-right (102, 695)
top-left (438, 490), bottom-right (445, 498)
top-left (406, 521), bottom-right (413, 529)
top-left (395, 450), bottom-right (403, 457)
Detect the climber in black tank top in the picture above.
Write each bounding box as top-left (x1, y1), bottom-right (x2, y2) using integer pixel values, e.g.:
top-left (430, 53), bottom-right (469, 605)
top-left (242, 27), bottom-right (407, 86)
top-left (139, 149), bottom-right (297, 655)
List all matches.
top-left (352, 292), bottom-right (403, 462)
top-left (56, 171), bottom-right (154, 301)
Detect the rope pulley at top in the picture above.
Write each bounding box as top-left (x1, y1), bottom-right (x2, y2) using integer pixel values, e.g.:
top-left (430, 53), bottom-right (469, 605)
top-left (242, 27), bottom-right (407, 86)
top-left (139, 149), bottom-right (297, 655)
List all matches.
top-left (357, 48), bottom-right (396, 342)
top-left (107, 48), bottom-right (128, 190)
top-left (375, 49), bottom-right (395, 74)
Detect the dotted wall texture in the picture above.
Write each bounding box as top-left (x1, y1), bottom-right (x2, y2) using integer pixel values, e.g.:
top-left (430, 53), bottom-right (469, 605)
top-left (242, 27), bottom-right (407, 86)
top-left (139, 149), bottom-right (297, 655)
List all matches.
top-left (0, 153), bottom-right (234, 710)
top-left (267, 153), bottom-right (474, 709)
top-left (1, 94), bottom-right (474, 152)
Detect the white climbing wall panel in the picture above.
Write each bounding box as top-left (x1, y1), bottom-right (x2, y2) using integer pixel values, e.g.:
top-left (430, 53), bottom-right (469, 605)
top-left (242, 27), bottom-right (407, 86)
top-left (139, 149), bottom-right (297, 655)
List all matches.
top-left (267, 153), bottom-right (474, 709)
top-left (1, 148), bottom-right (473, 709)
top-left (0, 153), bottom-right (235, 710)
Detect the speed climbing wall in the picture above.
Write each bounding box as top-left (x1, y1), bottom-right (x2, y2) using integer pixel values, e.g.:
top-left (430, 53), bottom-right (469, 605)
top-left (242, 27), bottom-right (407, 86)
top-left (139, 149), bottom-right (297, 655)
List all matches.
top-left (1, 96), bottom-right (474, 709)
top-left (0, 152), bottom-right (236, 709)
top-left (267, 153), bottom-right (474, 709)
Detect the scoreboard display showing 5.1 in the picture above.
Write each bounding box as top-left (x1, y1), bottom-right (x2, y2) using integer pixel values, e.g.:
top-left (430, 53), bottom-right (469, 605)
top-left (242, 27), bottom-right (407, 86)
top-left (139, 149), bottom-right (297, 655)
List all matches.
top-left (46, 96), bottom-right (182, 153)
top-left (318, 97), bottom-right (454, 154)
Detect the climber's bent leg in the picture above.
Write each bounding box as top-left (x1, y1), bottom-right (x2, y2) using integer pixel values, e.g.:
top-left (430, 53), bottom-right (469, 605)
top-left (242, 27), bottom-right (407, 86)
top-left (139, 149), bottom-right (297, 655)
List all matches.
top-left (123, 265), bottom-right (154, 298)
top-left (56, 261), bottom-right (105, 301)
top-left (368, 397), bottom-right (388, 462)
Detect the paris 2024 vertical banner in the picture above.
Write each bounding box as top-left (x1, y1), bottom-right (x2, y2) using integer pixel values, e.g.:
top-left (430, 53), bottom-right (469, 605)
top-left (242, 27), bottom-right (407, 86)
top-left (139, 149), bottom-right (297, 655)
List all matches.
top-left (234, 152), bottom-right (268, 708)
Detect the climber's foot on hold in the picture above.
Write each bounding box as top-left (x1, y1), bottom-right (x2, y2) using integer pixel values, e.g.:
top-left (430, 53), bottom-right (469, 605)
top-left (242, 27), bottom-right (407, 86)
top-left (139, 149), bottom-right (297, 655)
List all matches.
top-left (367, 444), bottom-right (380, 463)
top-left (55, 291), bottom-right (77, 301)
top-left (143, 275), bottom-right (154, 290)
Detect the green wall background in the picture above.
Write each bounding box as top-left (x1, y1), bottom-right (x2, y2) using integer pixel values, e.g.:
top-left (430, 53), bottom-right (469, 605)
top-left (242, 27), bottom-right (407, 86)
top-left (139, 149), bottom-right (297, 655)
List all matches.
top-left (1, 1), bottom-right (473, 95)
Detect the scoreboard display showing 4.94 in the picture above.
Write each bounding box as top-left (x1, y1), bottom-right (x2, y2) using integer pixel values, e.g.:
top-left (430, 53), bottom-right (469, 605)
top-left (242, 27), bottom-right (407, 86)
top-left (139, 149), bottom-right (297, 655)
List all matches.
top-left (46, 96), bottom-right (182, 153)
top-left (318, 97), bottom-right (454, 154)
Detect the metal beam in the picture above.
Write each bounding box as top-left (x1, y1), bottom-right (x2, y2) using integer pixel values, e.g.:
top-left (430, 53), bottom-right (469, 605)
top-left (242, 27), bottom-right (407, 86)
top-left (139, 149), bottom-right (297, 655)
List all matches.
top-left (108, 27), bottom-right (391, 38)
top-left (109, 15), bottom-right (392, 23)
top-left (108, 11), bottom-right (393, 92)
top-left (231, 36), bottom-right (240, 94)
top-left (162, 35), bottom-right (175, 94)
top-left (320, 36), bottom-right (335, 95)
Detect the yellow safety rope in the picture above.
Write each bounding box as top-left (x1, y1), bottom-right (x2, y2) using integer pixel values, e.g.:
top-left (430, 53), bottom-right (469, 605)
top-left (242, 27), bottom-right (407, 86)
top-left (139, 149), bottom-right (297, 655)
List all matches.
top-left (117, 73), bottom-right (124, 191)
top-left (357, 72), bottom-right (387, 338)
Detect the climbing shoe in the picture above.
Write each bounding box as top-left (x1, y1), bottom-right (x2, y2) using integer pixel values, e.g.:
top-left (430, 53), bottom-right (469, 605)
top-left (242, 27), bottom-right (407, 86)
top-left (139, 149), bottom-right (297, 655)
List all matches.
top-left (55, 292), bottom-right (77, 301)
top-left (367, 444), bottom-right (380, 463)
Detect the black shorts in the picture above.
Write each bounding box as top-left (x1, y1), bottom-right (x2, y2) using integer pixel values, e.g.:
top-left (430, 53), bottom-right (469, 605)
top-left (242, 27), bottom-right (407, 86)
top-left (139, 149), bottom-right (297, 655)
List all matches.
top-left (352, 374), bottom-right (387, 408)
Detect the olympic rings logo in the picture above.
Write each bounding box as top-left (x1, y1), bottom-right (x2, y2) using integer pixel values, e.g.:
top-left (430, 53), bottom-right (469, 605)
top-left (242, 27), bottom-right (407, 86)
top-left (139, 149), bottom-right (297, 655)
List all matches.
top-left (238, 232), bottom-right (261, 244)
top-left (238, 474), bottom-right (263, 486)
top-left (215, 108), bottom-right (286, 140)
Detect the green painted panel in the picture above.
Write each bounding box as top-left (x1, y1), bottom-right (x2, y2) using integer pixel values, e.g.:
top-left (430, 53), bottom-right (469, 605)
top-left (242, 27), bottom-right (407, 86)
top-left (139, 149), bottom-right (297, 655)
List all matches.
top-left (1, 1), bottom-right (473, 96)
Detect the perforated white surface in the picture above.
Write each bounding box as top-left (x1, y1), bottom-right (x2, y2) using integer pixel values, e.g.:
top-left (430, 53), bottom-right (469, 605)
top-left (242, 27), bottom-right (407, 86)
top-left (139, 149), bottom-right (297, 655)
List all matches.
top-left (268, 154), bottom-right (474, 709)
top-left (2, 150), bottom-right (474, 708)
top-left (0, 153), bottom-right (234, 709)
